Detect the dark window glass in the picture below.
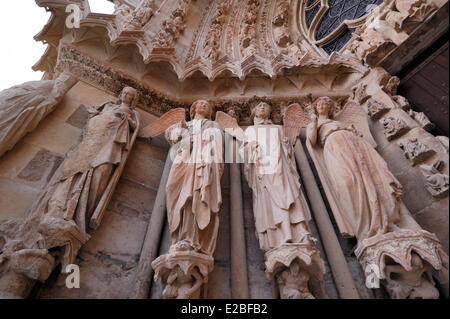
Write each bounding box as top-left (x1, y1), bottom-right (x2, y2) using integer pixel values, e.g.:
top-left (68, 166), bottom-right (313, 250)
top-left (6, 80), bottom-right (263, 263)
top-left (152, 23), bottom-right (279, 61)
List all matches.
top-left (315, 0), bottom-right (383, 42)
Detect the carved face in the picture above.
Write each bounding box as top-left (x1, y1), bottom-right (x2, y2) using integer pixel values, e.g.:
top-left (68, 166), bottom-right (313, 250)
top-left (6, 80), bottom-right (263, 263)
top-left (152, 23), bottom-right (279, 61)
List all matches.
top-left (315, 97), bottom-right (333, 118)
top-left (254, 102), bottom-right (272, 120)
top-left (191, 100), bottom-right (212, 119)
top-left (121, 87), bottom-right (137, 107)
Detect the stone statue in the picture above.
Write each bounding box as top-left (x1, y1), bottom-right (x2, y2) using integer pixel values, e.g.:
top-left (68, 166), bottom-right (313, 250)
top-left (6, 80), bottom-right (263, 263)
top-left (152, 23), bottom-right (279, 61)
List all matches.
top-left (242, 103), bottom-right (315, 251)
top-left (216, 102), bottom-right (325, 299)
top-left (35, 86), bottom-right (140, 267)
top-left (292, 96), bottom-right (447, 299)
top-left (0, 73), bottom-right (77, 158)
top-left (307, 97), bottom-right (405, 240)
top-left (0, 87), bottom-right (140, 298)
top-left (148, 100), bottom-right (225, 299)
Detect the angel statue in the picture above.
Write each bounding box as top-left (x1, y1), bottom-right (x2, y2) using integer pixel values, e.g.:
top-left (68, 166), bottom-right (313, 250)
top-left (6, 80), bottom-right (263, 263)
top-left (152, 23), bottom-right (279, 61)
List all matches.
top-left (0, 87), bottom-right (140, 299)
top-left (295, 96), bottom-right (447, 299)
top-left (211, 102), bottom-right (325, 299)
top-left (0, 73), bottom-right (77, 158)
top-left (146, 100), bottom-right (225, 299)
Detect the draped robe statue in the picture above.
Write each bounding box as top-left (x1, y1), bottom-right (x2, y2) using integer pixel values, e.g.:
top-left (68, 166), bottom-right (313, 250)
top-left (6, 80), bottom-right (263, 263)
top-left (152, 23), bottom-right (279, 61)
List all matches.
top-left (242, 102), bottom-right (313, 251)
top-left (241, 102), bottom-right (324, 299)
top-left (306, 97), bottom-right (447, 299)
top-left (0, 87), bottom-right (140, 298)
top-left (0, 73), bottom-right (77, 158)
top-left (152, 100), bottom-right (224, 299)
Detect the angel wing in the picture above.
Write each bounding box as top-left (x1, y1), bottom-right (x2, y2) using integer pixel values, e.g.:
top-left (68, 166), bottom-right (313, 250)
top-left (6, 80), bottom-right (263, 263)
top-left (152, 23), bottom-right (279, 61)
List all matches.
top-left (283, 103), bottom-right (312, 145)
top-left (215, 111), bottom-right (245, 141)
top-left (139, 108), bottom-right (186, 138)
top-left (335, 101), bottom-right (377, 148)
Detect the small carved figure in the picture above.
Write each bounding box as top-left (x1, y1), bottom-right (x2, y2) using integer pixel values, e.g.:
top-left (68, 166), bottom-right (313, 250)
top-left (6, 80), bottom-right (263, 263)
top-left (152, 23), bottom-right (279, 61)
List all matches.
top-left (381, 116), bottom-right (410, 140)
top-left (398, 138), bottom-right (435, 165)
top-left (420, 160), bottom-right (449, 198)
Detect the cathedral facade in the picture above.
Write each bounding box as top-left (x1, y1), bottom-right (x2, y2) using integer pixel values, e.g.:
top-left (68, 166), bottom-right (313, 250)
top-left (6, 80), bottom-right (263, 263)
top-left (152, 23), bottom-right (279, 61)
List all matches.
top-left (0, 0), bottom-right (448, 299)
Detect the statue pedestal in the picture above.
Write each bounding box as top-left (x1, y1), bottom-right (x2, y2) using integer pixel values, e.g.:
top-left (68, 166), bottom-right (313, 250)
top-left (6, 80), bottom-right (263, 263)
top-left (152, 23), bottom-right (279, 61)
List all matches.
top-left (264, 243), bottom-right (325, 299)
top-left (152, 243), bottom-right (214, 299)
top-left (356, 230), bottom-right (448, 299)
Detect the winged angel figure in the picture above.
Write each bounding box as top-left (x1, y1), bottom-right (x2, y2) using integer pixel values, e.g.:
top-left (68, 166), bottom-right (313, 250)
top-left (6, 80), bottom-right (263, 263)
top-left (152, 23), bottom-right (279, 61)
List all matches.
top-left (142, 100), bottom-right (225, 298)
top-left (142, 100), bottom-right (325, 298)
top-left (289, 97), bottom-right (447, 299)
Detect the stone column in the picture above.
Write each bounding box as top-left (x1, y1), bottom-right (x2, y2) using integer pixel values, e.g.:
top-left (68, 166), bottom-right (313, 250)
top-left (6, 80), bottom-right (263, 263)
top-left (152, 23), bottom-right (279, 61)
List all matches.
top-left (131, 152), bottom-right (173, 299)
top-left (229, 139), bottom-right (249, 299)
top-left (294, 138), bottom-right (360, 299)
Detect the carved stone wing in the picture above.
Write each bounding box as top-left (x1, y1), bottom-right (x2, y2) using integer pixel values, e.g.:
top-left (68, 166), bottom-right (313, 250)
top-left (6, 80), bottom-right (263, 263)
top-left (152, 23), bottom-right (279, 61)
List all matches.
top-left (283, 103), bottom-right (312, 145)
top-left (215, 111), bottom-right (245, 141)
top-left (140, 108), bottom-right (186, 137)
top-left (335, 101), bottom-right (377, 148)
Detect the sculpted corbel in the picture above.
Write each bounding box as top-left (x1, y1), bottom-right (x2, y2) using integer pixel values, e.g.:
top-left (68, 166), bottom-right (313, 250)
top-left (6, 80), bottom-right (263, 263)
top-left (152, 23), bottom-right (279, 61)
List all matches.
top-left (0, 73), bottom-right (77, 159)
top-left (0, 87), bottom-right (141, 298)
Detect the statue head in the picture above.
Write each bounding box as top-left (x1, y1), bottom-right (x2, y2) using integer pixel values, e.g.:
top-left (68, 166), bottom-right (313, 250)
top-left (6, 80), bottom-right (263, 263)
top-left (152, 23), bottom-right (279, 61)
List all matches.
top-left (314, 97), bottom-right (335, 118)
top-left (251, 102), bottom-right (272, 123)
top-left (190, 100), bottom-right (213, 120)
top-left (119, 86), bottom-right (138, 108)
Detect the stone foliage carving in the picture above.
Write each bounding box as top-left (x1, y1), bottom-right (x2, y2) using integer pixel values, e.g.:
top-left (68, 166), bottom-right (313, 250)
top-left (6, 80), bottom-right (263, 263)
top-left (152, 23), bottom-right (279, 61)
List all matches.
top-left (381, 116), bottom-right (410, 141)
top-left (302, 97), bottom-right (446, 299)
top-left (398, 137), bottom-right (435, 165)
top-left (0, 73), bottom-right (77, 158)
top-left (240, 102), bottom-right (325, 299)
top-left (420, 160), bottom-right (449, 198)
top-left (0, 87), bottom-right (140, 298)
top-left (152, 100), bottom-right (224, 299)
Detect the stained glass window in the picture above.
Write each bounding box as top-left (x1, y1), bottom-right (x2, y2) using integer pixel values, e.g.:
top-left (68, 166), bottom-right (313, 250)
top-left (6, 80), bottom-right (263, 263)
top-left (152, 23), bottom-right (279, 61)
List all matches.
top-left (304, 0), bottom-right (384, 54)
